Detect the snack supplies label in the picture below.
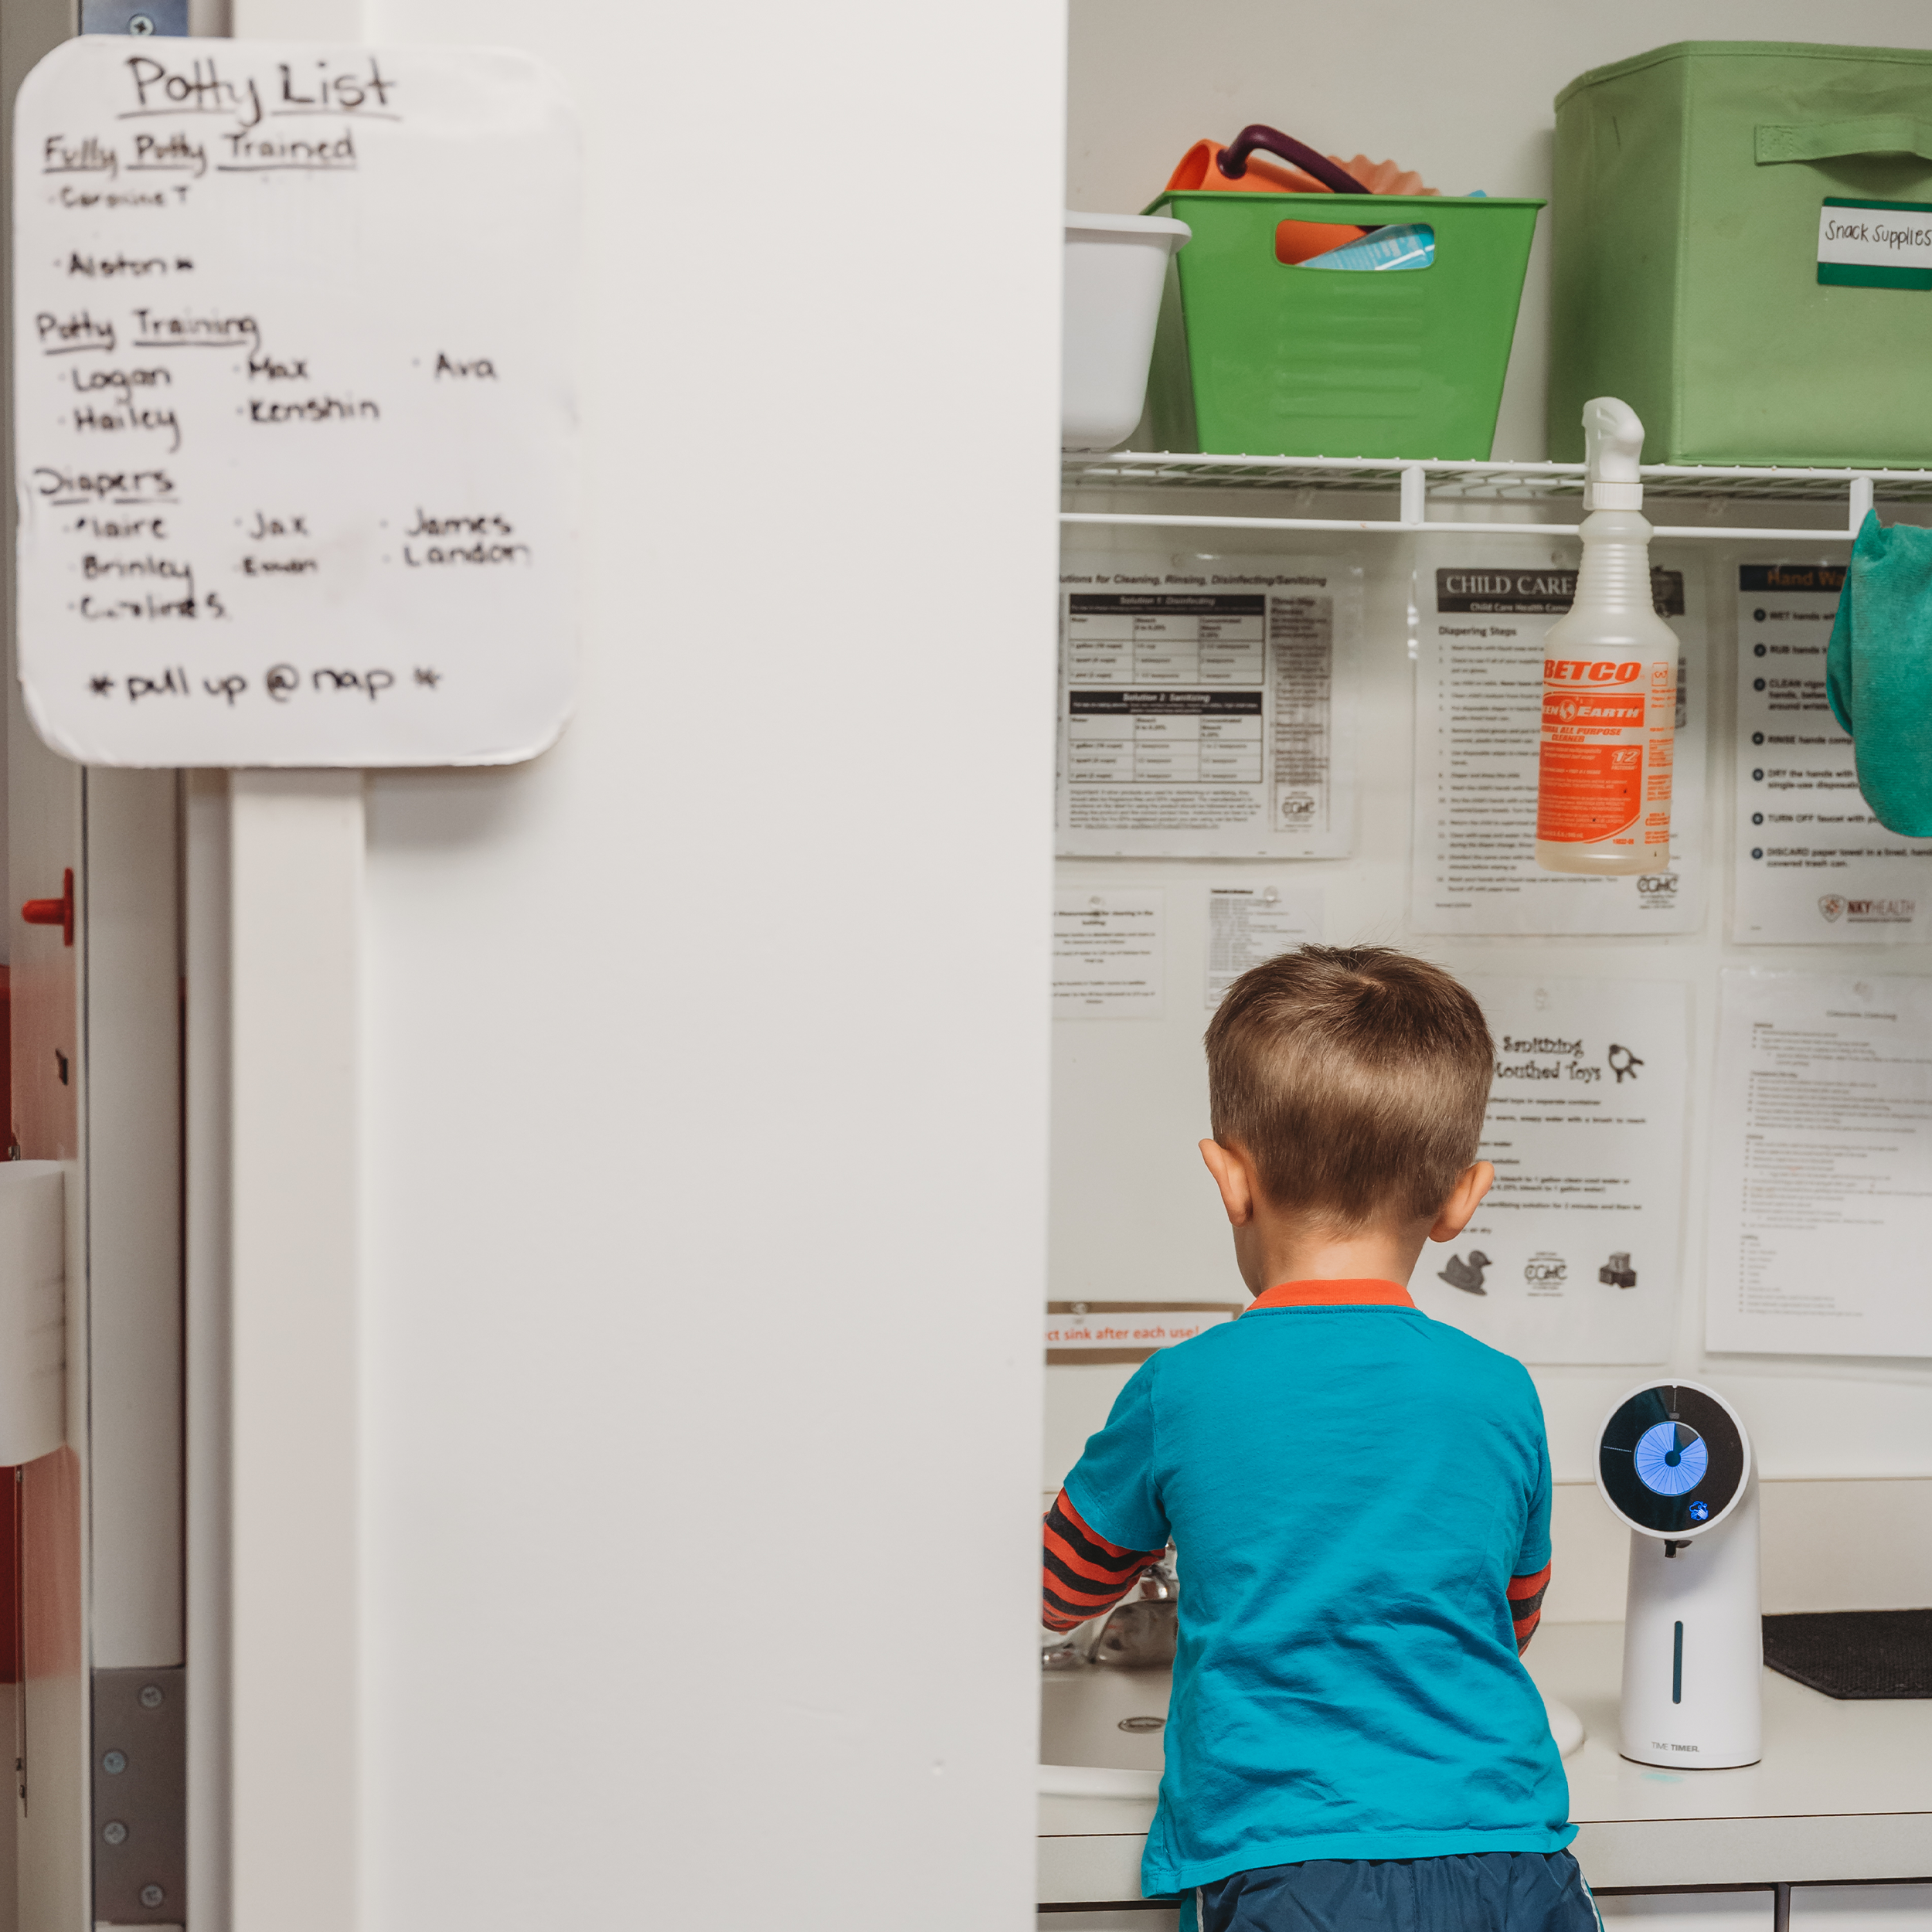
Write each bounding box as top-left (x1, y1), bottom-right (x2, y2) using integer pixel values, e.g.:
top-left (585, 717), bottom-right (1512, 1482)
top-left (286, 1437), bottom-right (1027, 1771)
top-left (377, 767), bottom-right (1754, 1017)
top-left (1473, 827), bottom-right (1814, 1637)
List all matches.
top-left (1818, 198), bottom-right (1932, 291)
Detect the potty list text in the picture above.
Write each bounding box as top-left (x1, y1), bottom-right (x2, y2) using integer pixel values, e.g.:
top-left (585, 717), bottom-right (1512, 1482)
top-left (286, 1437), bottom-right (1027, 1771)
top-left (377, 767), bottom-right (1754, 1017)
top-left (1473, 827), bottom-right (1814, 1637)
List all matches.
top-left (10, 38), bottom-right (579, 766)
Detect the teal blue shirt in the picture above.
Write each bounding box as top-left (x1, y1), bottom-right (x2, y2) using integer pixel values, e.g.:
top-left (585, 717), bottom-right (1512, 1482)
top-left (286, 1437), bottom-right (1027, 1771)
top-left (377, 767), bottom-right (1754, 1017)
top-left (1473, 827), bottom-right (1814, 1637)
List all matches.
top-left (1063, 1283), bottom-right (1573, 1893)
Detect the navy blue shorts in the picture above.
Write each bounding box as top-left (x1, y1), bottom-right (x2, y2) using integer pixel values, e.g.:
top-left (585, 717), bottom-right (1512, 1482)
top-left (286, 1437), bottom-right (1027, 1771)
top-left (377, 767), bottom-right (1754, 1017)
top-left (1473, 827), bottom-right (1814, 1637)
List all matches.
top-left (1193, 1851), bottom-right (1601, 1932)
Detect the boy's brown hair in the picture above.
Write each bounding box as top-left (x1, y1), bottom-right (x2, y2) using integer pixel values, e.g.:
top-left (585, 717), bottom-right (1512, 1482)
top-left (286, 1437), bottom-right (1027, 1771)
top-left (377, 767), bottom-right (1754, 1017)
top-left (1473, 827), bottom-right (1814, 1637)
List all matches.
top-left (1204, 945), bottom-right (1494, 1231)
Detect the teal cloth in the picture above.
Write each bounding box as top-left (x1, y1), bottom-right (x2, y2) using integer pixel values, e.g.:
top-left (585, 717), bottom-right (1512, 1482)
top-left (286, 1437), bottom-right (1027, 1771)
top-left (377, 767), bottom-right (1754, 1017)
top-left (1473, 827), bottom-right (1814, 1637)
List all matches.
top-left (1827, 510), bottom-right (1932, 836)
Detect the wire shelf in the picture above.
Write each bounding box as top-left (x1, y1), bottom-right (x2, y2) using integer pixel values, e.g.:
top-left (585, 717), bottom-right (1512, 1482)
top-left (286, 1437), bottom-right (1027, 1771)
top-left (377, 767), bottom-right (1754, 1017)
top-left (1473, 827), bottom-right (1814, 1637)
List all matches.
top-left (1060, 451), bottom-right (1932, 543)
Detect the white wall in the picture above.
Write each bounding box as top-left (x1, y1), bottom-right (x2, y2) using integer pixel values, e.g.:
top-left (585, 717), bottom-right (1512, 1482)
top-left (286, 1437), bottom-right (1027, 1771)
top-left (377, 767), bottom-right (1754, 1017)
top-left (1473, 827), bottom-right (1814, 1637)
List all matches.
top-left (1049, 0), bottom-right (1932, 1496)
top-left (346, 0), bottom-right (1066, 1926)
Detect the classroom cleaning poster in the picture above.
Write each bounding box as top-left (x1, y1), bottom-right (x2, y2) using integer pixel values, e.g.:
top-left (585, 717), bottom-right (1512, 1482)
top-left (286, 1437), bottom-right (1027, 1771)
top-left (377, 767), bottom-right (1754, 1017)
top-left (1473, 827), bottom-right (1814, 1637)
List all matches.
top-left (1408, 978), bottom-right (1688, 1365)
top-left (1056, 550), bottom-right (1361, 859)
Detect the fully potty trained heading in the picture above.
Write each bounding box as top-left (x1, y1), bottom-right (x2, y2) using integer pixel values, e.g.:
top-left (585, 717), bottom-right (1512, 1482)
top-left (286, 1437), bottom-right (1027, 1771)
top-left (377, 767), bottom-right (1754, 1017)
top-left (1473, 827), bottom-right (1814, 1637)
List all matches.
top-left (1535, 398), bottom-right (1678, 876)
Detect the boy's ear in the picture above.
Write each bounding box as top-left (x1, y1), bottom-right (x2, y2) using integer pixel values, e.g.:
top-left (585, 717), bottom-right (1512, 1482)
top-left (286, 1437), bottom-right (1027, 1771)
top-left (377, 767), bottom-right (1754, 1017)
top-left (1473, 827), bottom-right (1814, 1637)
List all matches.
top-left (1429, 1161), bottom-right (1495, 1243)
top-left (1199, 1138), bottom-right (1256, 1227)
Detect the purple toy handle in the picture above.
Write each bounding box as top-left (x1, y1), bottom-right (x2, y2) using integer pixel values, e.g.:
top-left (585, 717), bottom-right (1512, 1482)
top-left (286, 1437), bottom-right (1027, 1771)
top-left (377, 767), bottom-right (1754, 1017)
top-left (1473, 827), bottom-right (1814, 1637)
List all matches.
top-left (1217, 124), bottom-right (1372, 197)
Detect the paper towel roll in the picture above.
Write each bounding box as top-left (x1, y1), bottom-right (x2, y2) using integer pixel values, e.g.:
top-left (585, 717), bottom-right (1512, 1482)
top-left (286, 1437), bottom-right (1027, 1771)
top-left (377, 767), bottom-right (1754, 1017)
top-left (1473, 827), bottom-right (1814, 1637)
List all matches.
top-left (0, 1162), bottom-right (65, 1464)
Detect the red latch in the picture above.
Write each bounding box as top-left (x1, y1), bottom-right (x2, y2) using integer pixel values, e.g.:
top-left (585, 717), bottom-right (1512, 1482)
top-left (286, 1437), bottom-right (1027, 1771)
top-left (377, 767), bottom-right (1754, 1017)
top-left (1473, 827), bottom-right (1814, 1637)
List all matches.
top-left (21, 869), bottom-right (73, 947)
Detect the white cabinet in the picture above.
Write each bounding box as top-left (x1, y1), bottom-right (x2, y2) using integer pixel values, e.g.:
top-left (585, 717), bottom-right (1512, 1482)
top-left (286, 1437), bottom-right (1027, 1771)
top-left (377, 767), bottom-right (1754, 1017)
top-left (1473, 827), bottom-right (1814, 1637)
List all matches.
top-left (1598, 1894), bottom-right (1774, 1929)
top-left (1792, 1888), bottom-right (1932, 1928)
top-left (1038, 1914), bottom-right (1178, 1931)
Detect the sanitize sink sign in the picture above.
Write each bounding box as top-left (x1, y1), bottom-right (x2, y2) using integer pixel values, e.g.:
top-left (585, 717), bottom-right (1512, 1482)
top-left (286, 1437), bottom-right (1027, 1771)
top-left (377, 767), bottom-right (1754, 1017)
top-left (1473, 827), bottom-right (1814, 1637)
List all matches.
top-left (9, 39), bottom-right (580, 766)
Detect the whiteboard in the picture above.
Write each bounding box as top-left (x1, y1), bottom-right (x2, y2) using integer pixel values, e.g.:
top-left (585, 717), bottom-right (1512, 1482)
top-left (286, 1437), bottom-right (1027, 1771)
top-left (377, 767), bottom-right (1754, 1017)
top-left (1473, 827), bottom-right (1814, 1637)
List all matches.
top-left (10, 39), bottom-right (580, 767)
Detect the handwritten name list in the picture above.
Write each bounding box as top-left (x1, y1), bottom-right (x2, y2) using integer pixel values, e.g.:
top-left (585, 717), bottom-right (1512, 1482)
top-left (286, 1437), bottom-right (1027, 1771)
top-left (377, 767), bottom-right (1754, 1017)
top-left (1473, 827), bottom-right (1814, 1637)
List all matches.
top-left (12, 40), bottom-right (579, 765)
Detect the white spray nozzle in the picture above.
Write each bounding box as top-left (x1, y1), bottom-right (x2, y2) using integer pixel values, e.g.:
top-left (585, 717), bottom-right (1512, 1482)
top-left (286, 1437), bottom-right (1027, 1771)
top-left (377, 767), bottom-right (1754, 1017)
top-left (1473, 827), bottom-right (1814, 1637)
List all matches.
top-left (1582, 396), bottom-right (1645, 511)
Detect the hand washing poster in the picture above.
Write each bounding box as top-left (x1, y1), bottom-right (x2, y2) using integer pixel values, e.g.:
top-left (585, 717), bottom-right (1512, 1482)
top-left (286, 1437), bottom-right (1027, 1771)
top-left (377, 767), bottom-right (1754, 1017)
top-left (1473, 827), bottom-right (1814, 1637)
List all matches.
top-left (1408, 978), bottom-right (1688, 1365)
top-left (1732, 563), bottom-right (1932, 944)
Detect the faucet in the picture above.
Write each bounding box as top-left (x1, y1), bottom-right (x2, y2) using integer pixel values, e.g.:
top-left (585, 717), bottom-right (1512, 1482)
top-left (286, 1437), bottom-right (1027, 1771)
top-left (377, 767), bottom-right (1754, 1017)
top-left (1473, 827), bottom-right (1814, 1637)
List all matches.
top-left (1043, 1556), bottom-right (1178, 1670)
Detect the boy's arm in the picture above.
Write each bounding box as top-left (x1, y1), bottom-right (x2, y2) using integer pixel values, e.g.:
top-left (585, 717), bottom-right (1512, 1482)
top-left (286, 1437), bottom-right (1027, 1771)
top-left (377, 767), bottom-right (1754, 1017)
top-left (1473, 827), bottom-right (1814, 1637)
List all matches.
top-left (1509, 1561), bottom-right (1550, 1654)
top-left (1512, 1374), bottom-right (1554, 1655)
top-left (1042, 1488), bottom-right (1166, 1632)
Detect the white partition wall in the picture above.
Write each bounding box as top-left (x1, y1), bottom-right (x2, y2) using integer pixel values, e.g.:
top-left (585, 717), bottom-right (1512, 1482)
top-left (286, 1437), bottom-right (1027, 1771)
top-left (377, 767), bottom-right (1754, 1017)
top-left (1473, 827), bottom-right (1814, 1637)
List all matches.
top-left (218, 1), bottom-right (1070, 1928)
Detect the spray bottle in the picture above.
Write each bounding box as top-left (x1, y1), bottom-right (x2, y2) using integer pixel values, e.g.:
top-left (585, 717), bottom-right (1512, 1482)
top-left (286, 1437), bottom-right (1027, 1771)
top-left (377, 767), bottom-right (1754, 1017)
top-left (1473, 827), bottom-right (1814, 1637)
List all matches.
top-left (1536, 398), bottom-right (1677, 876)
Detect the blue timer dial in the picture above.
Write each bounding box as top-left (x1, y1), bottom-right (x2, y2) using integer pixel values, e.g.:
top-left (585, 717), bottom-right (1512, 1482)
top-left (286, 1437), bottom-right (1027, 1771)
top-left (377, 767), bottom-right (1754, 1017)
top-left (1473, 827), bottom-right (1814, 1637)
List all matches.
top-left (1634, 1420), bottom-right (1708, 1496)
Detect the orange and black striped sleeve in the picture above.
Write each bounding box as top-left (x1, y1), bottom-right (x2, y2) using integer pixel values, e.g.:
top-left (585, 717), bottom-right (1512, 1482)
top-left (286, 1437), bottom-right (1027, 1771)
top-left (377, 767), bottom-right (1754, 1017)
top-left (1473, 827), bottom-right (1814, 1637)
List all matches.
top-left (1509, 1562), bottom-right (1551, 1654)
top-left (1043, 1488), bottom-right (1165, 1633)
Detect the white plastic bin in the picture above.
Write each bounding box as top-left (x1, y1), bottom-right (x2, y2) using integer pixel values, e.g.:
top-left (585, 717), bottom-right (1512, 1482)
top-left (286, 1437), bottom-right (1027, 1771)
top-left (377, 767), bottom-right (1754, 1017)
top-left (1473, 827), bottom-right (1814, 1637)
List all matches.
top-left (1063, 210), bottom-right (1190, 452)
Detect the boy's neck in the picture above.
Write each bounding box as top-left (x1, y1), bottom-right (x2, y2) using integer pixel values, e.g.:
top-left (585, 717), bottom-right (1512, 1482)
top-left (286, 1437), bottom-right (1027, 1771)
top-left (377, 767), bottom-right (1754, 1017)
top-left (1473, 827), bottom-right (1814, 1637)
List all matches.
top-left (1233, 1212), bottom-right (1431, 1300)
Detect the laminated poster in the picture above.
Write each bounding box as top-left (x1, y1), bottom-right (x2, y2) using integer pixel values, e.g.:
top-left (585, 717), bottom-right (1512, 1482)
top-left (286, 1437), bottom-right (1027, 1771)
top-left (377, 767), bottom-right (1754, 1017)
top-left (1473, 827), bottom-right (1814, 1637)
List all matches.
top-left (1410, 546), bottom-right (1706, 935)
top-left (1056, 551), bottom-right (1360, 859)
top-left (1204, 884), bottom-right (1323, 1009)
top-left (1052, 890), bottom-right (1163, 1020)
top-left (1733, 563), bottom-right (1932, 943)
top-left (1407, 977), bottom-right (1688, 1366)
top-left (1707, 971), bottom-right (1932, 1359)
top-left (9, 39), bottom-right (580, 767)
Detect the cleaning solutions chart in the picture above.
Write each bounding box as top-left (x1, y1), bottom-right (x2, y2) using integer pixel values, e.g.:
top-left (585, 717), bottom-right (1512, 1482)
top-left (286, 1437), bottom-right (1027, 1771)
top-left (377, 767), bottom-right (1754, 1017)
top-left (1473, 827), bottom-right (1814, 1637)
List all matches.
top-left (1707, 971), bottom-right (1932, 1359)
top-left (10, 39), bottom-right (579, 766)
top-left (1057, 553), bottom-right (1360, 859)
top-left (1408, 978), bottom-right (1688, 1364)
top-left (1733, 563), bottom-right (1932, 942)
top-left (1411, 544), bottom-right (1706, 934)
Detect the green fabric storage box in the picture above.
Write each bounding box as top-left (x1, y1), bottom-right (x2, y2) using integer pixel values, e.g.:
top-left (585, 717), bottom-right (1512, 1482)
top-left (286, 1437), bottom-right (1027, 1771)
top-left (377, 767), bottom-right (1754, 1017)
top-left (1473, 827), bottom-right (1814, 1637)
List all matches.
top-left (1551, 40), bottom-right (1932, 468)
top-left (1140, 191), bottom-right (1543, 459)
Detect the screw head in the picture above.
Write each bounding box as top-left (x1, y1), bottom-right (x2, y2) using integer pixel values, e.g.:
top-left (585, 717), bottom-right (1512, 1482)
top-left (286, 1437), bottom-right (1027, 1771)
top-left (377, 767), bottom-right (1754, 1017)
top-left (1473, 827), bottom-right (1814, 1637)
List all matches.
top-left (102, 1820), bottom-right (128, 1845)
top-left (138, 1685), bottom-right (163, 1709)
top-left (140, 1883), bottom-right (165, 1908)
top-left (128, 12), bottom-right (155, 29)
top-left (101, 1750), bottom-right (127, 1775)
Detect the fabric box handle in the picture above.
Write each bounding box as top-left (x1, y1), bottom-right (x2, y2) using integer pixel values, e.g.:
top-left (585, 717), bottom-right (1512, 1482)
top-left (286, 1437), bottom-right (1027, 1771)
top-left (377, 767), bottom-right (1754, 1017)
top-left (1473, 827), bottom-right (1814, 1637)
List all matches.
top-left (1757, 116), bottom-right (1932, 165)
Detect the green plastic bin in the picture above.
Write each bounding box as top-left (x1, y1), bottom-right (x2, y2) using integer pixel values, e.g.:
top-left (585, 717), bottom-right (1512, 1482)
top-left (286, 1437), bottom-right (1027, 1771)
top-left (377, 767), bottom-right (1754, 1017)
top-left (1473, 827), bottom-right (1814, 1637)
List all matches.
top-left (1551, 41), bottom-right (1932, 468)
top-left (1139, 191), bottom-right (1543, 458)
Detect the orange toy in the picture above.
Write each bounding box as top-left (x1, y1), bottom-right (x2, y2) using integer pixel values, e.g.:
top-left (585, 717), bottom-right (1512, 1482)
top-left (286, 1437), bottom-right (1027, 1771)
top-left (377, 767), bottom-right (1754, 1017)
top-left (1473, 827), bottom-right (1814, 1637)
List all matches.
top-left (1165, 126), bottom-right (1439, 264)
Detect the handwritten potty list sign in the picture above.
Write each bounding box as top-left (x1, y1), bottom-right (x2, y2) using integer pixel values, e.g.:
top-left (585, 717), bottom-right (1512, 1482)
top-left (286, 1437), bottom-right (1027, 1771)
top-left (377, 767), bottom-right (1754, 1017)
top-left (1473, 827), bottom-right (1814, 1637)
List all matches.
top-left (11, 39), bottom-right (580, 766)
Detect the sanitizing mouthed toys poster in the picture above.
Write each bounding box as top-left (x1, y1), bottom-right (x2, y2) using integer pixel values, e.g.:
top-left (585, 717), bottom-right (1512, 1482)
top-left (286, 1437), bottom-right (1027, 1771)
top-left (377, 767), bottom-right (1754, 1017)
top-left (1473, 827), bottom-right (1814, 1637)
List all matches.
top-left (10, 39), bottom-right (579, 766)
top-left (1409, 978), bottom-right (1688, 1366)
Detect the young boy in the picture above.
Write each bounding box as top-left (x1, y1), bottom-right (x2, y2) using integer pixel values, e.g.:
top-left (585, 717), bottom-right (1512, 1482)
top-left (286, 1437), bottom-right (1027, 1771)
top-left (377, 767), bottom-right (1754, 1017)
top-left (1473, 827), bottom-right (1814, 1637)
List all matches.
top-left (1043, 946), bottom-right (1595, 1931)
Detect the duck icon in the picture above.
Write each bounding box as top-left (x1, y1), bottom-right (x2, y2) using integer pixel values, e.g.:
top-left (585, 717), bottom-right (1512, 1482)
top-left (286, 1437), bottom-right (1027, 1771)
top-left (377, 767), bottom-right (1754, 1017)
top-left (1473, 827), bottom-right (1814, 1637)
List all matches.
top-left (1438, 1250), bottom-right (1492, 1295)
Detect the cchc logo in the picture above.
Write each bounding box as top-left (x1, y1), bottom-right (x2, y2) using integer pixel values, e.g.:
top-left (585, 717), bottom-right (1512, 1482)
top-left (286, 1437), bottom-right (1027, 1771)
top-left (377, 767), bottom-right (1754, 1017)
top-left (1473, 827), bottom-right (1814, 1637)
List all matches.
top-left (1524, 1256), bottom-right (1568, 1284)
top-left (1636, 872), bottom-right (1679, 898)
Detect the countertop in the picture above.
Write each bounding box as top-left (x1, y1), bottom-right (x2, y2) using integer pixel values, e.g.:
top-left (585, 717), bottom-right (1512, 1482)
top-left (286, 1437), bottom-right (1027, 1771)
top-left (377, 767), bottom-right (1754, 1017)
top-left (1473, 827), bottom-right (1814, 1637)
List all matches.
top-left (1038, 1622), bottom-right (1932, 1903)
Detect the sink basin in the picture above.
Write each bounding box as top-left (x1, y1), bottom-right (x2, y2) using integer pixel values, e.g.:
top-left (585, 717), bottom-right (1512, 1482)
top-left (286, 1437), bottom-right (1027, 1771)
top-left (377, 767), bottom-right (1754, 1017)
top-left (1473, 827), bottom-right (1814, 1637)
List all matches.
top-left (1040, 1663), bottom-right (1170, 1798)
top-left (1039, 1662), bottom-right (1583, 1798)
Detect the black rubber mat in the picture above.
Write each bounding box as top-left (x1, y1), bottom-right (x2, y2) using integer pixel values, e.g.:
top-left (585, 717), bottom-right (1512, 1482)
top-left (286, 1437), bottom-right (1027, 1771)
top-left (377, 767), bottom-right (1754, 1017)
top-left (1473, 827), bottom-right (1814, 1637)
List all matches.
top-left (1763, 1608), bottom-right (1932, 1699)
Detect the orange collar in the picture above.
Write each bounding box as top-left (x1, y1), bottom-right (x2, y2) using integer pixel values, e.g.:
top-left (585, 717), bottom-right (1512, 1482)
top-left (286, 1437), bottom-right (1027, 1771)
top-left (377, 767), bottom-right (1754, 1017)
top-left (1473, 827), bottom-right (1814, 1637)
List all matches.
top-left (1242, 1277), bottom-right (1416, 1314)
